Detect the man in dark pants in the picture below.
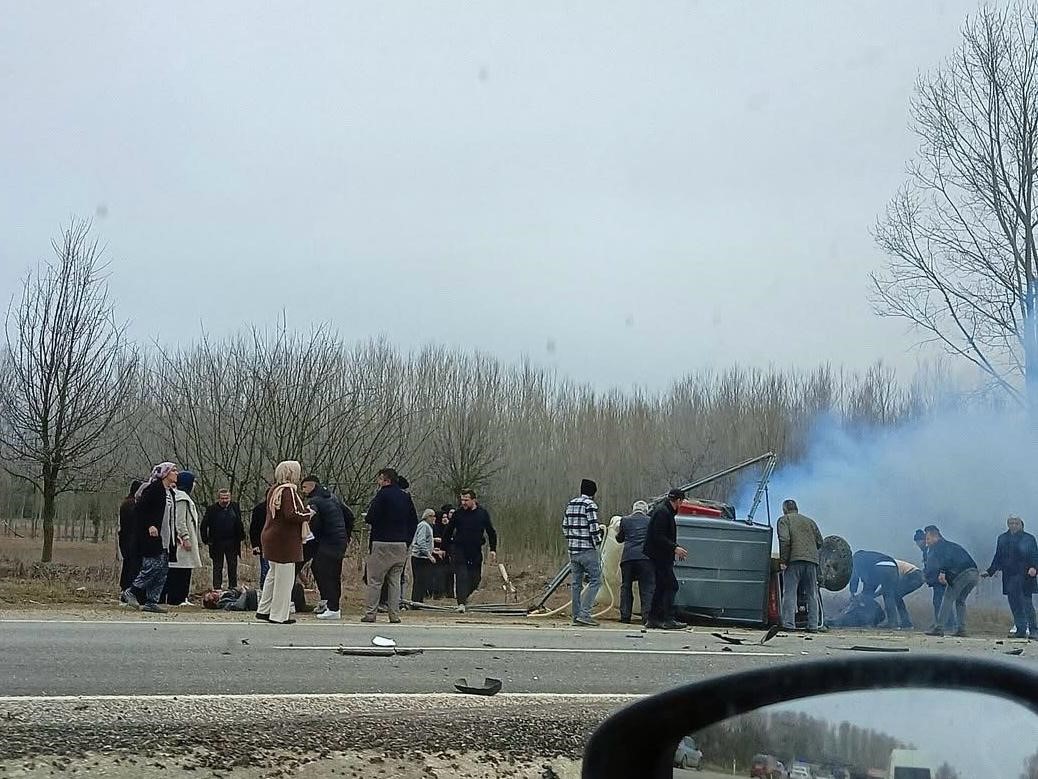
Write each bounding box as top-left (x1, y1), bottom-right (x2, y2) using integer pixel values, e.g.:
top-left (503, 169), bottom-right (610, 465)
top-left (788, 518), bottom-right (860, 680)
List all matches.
top-left (442, 489), bottom-right (498, 613)
top-left (849, 550), bottom-right (902, 629)
top-left (923, 525), bottom-right (979, 637)
top-left (982, 515), bottom-right (1038, 639)
top-left (915, 528), bottom-right (957, 633)
top-left (249, 500), bottom-right (268, 588)
top-left (301, 476), bottom-right (354, 621)
top-left (643, 489), bottom-right (689, 630)
top-left (615, 500), bottom-right (655, 625)
top-left (778, 499), bottom-right (824, 632)
top-left (200, 489), bottom-right (245, 590)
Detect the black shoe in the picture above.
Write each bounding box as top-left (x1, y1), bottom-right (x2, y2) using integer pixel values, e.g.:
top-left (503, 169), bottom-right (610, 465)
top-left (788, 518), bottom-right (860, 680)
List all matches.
top-left (925, 628), bottom-right (945, 637)
top-left (269, 618), bottom-right (296, 625)
top-left (122, 589), bottom-right (141, 610)
top-left (669, 620), bottom-right (688, 630)
top-left (619, 617), bottom-right (632, 624)
top-left (650, 620), bottom-right (684, 631)
top-left (141, 603), bottom-right (167, 614)
top-left (954, 629), bottom-right (968, 638)
top-left (255, 612), bottom-right (270, 622)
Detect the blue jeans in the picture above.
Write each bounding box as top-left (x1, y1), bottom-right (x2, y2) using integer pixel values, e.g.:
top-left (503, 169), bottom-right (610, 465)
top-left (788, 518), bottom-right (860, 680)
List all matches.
top-left (129, 552), bottom-right (169, 606)
top-left (569, 549), bottom-right (601, 621)
top-left (782, 562), bottom-right (819, 630)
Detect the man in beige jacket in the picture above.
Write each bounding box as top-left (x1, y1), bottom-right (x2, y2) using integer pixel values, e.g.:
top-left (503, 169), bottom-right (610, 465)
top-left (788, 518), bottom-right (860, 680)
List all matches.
top-left (778, 498), bottom-right (824, 632)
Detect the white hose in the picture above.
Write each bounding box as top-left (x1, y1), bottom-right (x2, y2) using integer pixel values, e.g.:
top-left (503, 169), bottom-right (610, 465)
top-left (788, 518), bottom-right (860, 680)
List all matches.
top-left (528, 548), bottom-right (618, 619)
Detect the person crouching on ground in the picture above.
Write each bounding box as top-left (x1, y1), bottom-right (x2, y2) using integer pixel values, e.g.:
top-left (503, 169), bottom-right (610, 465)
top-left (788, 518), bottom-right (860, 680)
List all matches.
top-left (123, 462), bottom-right (180, 613)
top-left (163, 471), bottom-right (202, 606)
top-left (256, 460), bottom-right (314, 625)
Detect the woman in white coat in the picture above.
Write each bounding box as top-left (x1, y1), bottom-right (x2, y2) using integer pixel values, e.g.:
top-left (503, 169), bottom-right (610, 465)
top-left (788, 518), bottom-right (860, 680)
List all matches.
top-left (164, 471), bottom-right (203, 606)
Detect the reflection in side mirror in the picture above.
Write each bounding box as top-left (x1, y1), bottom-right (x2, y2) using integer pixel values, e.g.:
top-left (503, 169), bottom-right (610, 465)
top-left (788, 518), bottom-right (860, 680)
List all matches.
top-left (673, 690), bottom-right (1038, 779)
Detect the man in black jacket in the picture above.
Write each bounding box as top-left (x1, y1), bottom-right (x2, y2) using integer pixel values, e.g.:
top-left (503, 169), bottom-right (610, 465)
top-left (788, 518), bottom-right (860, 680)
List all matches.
top-left (923, 525), bottom-right (979, 637)
top-left (200, 489), bottom-right (245, 589)
top-left (642, 489), bottom-right (689, 631)
top-left (249, 500), bottom-right (269, 587)
top-left (302, 476), bottom-right (355, 621)
top-left (362, 468), bottom-right (418, 623)
top-left (443, 489), bottom-right (498, 612)
top-left (982, 515), bottom-right (1038, 639)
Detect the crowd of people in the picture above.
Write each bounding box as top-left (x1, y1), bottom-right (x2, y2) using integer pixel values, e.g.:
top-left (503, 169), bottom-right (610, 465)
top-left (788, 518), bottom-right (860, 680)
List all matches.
top-left (116, 460), bottom-right (1038, 635)
top-left (811, 514), bottom-right (1038, 639)
top-left (116, 462), bottom-right (500, 621)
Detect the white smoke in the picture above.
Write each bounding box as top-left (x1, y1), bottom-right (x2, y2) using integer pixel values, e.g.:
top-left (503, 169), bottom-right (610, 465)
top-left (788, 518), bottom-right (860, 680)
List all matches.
top-left (736, 408), bottom-right (1038, 573)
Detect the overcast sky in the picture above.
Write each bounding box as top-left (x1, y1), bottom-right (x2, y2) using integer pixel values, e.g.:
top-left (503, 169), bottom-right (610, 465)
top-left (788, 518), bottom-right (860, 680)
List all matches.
top-left (0, 1), bottom-right (984, 389)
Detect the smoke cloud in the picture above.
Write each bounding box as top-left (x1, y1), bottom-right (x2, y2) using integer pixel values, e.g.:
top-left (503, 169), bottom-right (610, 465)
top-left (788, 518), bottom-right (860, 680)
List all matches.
top-left (737, 409), bottom-right (1038, 575)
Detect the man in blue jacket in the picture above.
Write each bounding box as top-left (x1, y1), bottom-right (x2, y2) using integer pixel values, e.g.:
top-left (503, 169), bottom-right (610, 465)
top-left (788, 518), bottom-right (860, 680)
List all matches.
top-left (982, 515), bottom-right (1038, 639)
top-left (362, 468), bottom-right (418, 624)
top-left (923, 525), bottom-right (978, 637)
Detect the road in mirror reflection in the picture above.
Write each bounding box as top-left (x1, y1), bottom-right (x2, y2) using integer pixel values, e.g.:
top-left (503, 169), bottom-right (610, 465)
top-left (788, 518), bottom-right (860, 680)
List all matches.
top-left (673, 689), bottom-right (1038, 779)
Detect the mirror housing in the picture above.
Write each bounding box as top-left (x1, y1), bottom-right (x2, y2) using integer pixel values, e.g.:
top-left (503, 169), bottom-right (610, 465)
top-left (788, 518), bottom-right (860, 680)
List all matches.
top-left (581, 655), bottom-right (1038, 779)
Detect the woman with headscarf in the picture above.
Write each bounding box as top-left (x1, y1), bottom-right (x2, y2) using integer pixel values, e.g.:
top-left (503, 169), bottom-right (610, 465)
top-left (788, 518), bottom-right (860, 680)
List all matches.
top-left (123, 462), bottom-right (179, 613)
top-left (256, 460), bottom-right (314, 624)
top-left (117, 479), bottom-right (143, 599)
top-left (163, 471), bottom-right (202, 606)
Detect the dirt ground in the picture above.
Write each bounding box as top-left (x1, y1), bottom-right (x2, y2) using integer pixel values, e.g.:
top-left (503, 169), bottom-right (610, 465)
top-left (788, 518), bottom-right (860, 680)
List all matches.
top-left (0, 536), bottom-right (1021, 635)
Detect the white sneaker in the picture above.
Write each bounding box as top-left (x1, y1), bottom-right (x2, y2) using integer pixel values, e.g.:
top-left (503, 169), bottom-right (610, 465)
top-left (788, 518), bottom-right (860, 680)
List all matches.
top-left (456, 604), bottom-right (466, 614)
top-left (178, 600), bottom-right (194, 607)
top-left (290, 604), bottom-right (297, 614)
top-left (316, 610), bottom-right (341, 620)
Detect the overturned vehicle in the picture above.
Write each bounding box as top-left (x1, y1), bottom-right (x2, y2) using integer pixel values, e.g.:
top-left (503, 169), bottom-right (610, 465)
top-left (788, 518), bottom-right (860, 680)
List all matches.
top-left (532, 453), bottom-right (852, 627)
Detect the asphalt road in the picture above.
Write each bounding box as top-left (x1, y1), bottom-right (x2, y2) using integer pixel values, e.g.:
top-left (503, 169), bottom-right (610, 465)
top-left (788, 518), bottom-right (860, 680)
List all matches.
top-left (1, 616), bottom-right (1034, 777)
top-left (0, 618), bottom-right (797, 696)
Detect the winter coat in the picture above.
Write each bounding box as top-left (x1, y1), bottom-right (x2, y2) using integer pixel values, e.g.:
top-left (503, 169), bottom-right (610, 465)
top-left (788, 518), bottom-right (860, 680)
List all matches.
top-left (307, 486), bottom-right (353, 552)
top-left (200, 502), bottom-right (245, 550)
top-left (616, 512), bottom-right (650, 563)
top-left (169, 490), bottom-right (203, 569)
top-left (249, 501), bottom-right (266, 550)
top-left (777, 512), bottom-right (823, 566)
top-left (135, 480), bottom-right (177, 561)
top-left (923, 538), bottom-right (978, 586)
top-left (260, 485), bottom-right (312, 564)
top-left (644, 502), bottom-right (678, 563)
top-left (443, 505), bottom-right (497, 564)
top-left (364, 484), bottom-right (419, 544)
top-left (118, 497), bottom-right (136, 556)
top-left (987, 530), bottom-right (1038, 595)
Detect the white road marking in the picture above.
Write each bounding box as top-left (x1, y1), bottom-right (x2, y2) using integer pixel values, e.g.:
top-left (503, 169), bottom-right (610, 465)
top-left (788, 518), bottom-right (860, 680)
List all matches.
top-left (0, 692), bottom-right (643, 703)
top-left (274, 645), bottom-right (791, 657)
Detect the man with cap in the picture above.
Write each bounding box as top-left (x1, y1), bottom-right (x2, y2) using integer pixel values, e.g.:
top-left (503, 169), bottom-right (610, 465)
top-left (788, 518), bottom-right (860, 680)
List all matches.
top-left (562, 479), bottom-right (604, 627)
top-left (615, 500), bottom-right (655, 624)
top-left (915, 527), bottom-right (957, 633)
top-left (982, 515), bottom-right (1038, 639)
top-left (778, 499), bottom-right (824, 632)
top-left (923, 525), bottom-right (979, 637)
top-left (643, 489), bottom-right (690, 630)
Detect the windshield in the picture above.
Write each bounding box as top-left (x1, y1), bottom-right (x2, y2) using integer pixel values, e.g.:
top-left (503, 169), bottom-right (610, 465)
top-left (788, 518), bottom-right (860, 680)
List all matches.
top-left (3, 2), bottom-right (1038, 778)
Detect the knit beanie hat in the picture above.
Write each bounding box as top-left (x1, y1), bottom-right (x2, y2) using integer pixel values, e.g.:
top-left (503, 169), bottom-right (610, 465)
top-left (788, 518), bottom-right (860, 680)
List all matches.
top-left (177, 471), bottom-right (196, 494)
top-left (580, 478), bottom-right (597, 498)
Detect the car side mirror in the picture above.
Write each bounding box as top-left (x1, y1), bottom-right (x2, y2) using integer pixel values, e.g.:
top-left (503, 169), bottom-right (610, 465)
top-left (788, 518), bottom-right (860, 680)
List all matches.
top-left (581, 656), bottom-right (1038, 779)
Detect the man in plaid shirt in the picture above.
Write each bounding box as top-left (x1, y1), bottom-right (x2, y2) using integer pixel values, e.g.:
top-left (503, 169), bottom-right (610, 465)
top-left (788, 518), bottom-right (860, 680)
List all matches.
top-left (563, 478), bottom-right (604, 626)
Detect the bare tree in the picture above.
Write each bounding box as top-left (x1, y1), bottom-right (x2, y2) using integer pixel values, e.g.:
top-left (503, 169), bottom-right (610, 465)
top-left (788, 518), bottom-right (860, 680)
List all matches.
top-left (0, 220), bottom-right (141, 562)
top-left (873, 2), bottom-right (1038, 407)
